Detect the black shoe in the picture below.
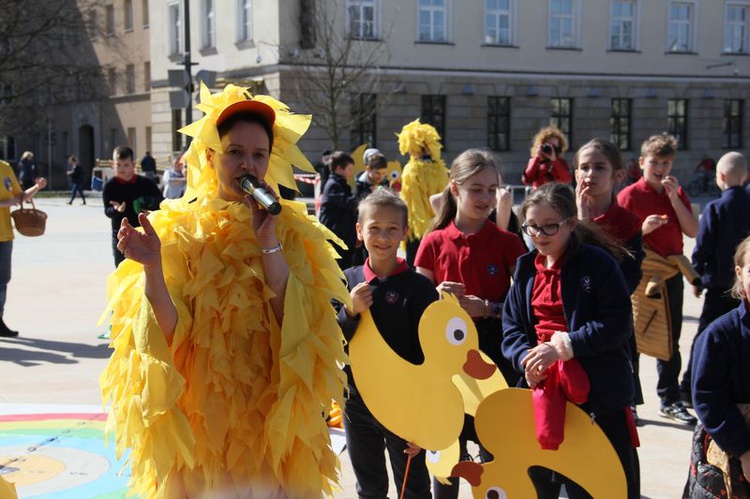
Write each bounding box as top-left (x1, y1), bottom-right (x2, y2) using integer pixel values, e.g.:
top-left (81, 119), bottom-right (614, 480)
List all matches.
top-left (660, 402), bottom-right (696, 425)
top-left (631, 406), bottom-right (644, 427)
top-left (679, 389), bottom-right (693, 409)
top-left (0, 318), bottom-right (19, 337)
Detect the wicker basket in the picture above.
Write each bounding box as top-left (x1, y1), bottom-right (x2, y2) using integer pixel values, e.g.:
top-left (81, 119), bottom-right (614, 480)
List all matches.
top-left (11, 199), bottom-right (47, 237)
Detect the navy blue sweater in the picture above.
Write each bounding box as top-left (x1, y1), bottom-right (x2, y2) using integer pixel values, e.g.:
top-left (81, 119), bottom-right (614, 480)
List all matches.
top-left (693, 186), bottom-right (750, 291)
top-left (692, 302), bottom-right (750, 458)
top-left (337, 265), bottom-right (439, 391)
top-left (502, 242), bottom-right (635, 416)
top-left (319, 173), bottom-right (359, 250)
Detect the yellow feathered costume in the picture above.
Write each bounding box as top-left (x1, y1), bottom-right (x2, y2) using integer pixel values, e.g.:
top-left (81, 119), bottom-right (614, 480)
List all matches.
top-left (100, 84), bottom-right (351, 498)
top-left (397, 119), bottom-right (449, 242)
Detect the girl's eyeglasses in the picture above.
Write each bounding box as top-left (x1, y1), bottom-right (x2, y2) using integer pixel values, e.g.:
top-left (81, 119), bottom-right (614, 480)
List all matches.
top-left (521, 218), bottom-right (571, 237)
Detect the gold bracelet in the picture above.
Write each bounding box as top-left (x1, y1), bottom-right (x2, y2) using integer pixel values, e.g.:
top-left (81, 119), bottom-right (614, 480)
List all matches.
top-left (259, 242), bottom-right (283, 254)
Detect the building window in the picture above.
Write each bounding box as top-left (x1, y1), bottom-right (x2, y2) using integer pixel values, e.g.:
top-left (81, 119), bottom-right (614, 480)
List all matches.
top-left (237, 0), bottom-right (252, 42)
top-left (418, 0), bottom-right (449, 43)
top-left (550, 98), bottom-right (572, 143)
top-left (108, 67), bottom-right (117, 95)
top-left (668, 1), bottom-right (695, 52)
top-left (172, 109), bottom-right (183, 152)
top-left (168, 2), bottom-right (181, 55)
top-left (88, 9), bottom-right (99, 39)
top-left (124, 0), bottom-right (133, 31)
top-left (125, 64), bottom-right (135, 94)
top-left (610, 0), bottom-right (637, 50)
top-left (350, 94), bottom-right (377, 147)
top-left (667, 98), bottom-right (688, 149)
top-left (610, 98), bottom-right (632, 151)
top-left (723, 99), bottom-right (744, 148)
top-left (144, 61), bottom-right (150, 91)
top-left (421, 95), bottom-right (446, 142)
top-left (127, 127), bottom-right (136, 150)
top-left (348, 0), bottom-right (379, 40)
top-left (487, 96), bottom-right (510, 151)
top-left (202, 0), bottom-right (216, 49)
top-left (724, 3), bottom-right (750, 53)
top-left (485, 0), bottom-right (513, 45)
top-left (143, 0), bottom-right (149, 27)
top-left (549, 0), bottom-right (578, 48)
top-left (105, 4), bottom-right (115, 35)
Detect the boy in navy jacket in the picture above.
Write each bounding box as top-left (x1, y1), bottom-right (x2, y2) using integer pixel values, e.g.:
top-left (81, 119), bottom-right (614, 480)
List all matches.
top-left (319, 151), bottom-right (358, 270)
top-left (335, 189), bottom-right (436, 499)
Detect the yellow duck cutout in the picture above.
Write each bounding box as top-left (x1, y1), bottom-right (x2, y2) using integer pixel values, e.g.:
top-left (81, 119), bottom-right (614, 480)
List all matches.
top-left (386, 160), bottom-right (403, 191)
top-left (451, 388), bottom-right (627, 498)
top-left (348, 293), bottom-right (497, 452)
top-left (426, 355), bottom-right (509, 484)
top-left (348, 144), bottom-right (368, 188)
top-left (0, 476), bottom-right (17, 499)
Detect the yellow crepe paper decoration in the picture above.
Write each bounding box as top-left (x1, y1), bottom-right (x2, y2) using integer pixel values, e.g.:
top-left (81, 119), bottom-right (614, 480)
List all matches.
top-left (397, 118), bottom-right (443, 162)
top-left (455, 388), bottom-right (627, 498)
top-left (348, 294), bottom-right (496, 452)
top-left (100, 84), bottom-right (352, 498)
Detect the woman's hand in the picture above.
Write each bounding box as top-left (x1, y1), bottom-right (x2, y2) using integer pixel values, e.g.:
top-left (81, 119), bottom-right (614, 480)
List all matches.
top-left (117, 214), bottom-right (162, 268)
top-left (437, 281), bottom-right (466, 298)
top-left (642, 214), bottom-right (669, 235)
top-left (243, 181), bottom-right (281, 248)
top-left (458, 295), bottom-right (488, 319)
top-left (347, 282), bottom-right (373, 316)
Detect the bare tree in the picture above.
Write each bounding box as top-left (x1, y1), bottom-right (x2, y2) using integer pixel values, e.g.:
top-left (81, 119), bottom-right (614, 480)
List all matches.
top-left (0, 0), bottom-right (114, 141)
top-left (289, 0), bottom-right (392, 150)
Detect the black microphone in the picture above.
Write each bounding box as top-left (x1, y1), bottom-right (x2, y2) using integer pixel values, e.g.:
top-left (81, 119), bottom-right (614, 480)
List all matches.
top-left (238, 174), bottom-right (282, 215)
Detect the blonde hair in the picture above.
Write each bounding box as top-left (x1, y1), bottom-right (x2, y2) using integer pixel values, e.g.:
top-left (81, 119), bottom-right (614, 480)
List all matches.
top-left (640, 133), bottom-right (678, 159)
top-left (357, 188), bottom-right (408, 227)
top-left (731, 235), bottom-right (750, 300)
top-left (21, 151), bottom-right (34, 160)
top-left (529, 125), bottom-right (568, 157)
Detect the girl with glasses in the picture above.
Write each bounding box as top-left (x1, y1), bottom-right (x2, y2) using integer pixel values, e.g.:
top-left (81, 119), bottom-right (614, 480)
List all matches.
top-left (502, 182), bottom-right (641, 498)
top-left (415, 148), bottom-right (526, 498)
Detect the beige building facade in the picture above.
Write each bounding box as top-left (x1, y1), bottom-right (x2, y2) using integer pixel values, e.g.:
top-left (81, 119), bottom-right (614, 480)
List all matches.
top-left (148, 0), bottom-right (750, 181)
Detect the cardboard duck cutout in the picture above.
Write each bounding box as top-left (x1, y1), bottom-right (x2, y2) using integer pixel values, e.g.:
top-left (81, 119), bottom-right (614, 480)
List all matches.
top-left (452, 388), bottom-right (627, 498)
top-left (386, 160), bottom-right (403, 192)
top-left (348, 144), bottom-right (368, 188)
top-left (348, 294), bottom-right (496, 451)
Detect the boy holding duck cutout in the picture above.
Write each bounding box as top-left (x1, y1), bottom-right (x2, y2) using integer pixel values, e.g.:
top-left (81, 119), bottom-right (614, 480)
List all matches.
top-left (336, 189), bottom-right (437, 499)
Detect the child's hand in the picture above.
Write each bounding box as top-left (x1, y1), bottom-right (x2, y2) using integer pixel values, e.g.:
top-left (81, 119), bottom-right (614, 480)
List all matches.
top-left (495, 187), bottom-right (511, 210)
top-left (642, 214), bottom-right (668, 235)
top-left (109, 200), bottom-right (127, 213)
top-left (575, 174), bottom-right (593, 219)
top-left (459, 295), bottom-right (488, 319)
top-left (437, 281), bottom-right (465, 298)
top-left (522, 343), bottom-right (559, 382)
top-left (741, 450), bottom-right (750, 483)
top-left (404, 441), bottom-right (423, 458)
top-left (692, 284), bottom-right (703, 298)
top-left (347, 282), bottom-right (373, 316)
top-left (661, 175), bottom-right (680, 199)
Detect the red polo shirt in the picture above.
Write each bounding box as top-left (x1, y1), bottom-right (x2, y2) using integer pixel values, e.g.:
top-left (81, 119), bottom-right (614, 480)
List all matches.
top-left (531, 252), bottom-right (567, 340)
top-left (593, 201), bottom-right (642, 245)
top-left (415, 219), bottom-right (525, 301)
top-left (617, 177), bottom-right (692, 258)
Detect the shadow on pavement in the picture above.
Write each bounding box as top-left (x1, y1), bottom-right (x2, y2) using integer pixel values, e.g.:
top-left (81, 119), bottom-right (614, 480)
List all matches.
top-left (0, 337), bottom-right (111, 365)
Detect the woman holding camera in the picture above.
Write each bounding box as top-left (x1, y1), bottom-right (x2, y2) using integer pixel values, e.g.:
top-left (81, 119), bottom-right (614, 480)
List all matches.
top-left (522, 125), bottom-right (572, 190)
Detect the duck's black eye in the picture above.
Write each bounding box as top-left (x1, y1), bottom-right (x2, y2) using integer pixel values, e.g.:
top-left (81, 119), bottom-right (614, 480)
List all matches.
top-left (445, 317), bottom-right (467, 345)
top-left (486, 487), bottom-right (507, 499)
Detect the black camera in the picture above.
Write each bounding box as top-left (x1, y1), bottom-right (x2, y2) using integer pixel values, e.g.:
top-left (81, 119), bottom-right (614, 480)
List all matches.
top-left (541, 143), bottom-right (554, 155)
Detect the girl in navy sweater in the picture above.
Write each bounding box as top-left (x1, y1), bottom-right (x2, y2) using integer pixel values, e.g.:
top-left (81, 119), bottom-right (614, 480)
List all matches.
top-left (502, 182), bottom-right (640, 498)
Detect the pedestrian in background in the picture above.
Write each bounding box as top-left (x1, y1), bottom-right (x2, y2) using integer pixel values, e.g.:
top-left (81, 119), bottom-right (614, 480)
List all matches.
top-left (139, 150), bottom-right (157, 183)
top-left (67, 155), bottom-right (86, 205)
top-left (18, 151), bottom-right (37, 190)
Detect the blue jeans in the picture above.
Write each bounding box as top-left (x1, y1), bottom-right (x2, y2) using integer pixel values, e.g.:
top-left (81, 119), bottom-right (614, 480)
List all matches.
top-left (343, 389), bottom-right (431, 499)
top-left (69, 182), bottom-right (86, 203)
top-left (0, 240), bottom-right (12, 316)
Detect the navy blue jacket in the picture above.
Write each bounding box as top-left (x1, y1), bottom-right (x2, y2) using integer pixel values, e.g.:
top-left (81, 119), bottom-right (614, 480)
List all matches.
top-left (692, 302), bottom-right (750, 458)
top-left (336, 265), bottom-right (439, 391)
top-left (693, 186), bottom-right (750, 291)
top-left (502, 242), bottom-right (635, 416)
top-left (319, 172), bottom-right (359, 250)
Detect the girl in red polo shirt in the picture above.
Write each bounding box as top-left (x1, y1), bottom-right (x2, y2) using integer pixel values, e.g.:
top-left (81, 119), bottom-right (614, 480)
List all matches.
top-left (574, 138), bottom-right (645, 423)
top-left (415, 148), bottom-right (525, 499)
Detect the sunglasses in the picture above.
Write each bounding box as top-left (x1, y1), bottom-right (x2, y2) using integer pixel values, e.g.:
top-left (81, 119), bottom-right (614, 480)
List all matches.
top-left (521, 218), bottom-right (571, 237)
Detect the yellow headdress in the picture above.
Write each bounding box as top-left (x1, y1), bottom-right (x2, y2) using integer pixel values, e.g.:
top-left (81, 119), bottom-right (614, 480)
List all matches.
top-left (396, 118), bottom-right (443, 162)
top-left (177, 83), bottom-right (314, 204)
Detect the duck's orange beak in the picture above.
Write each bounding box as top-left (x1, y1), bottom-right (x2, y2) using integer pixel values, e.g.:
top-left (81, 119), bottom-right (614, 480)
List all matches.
top-left (451, 460), bottom-right (483, 486)
top-left (463, 349), bottom-right (496, 380)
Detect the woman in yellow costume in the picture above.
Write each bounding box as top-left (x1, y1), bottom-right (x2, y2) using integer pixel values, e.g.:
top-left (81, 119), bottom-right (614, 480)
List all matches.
top-left (397, 119), bottom-right (448, 265)
top-left (100, 83), bottom-right (351, 498)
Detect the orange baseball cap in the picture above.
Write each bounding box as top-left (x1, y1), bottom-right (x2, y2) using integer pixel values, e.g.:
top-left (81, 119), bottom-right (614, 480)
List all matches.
top-left (216, 99), bottom-right (275, 129)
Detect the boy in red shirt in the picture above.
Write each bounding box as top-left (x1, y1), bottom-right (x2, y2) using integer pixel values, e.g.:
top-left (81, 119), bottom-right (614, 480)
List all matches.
top-left (617, 133), bottom-right (699, 425)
